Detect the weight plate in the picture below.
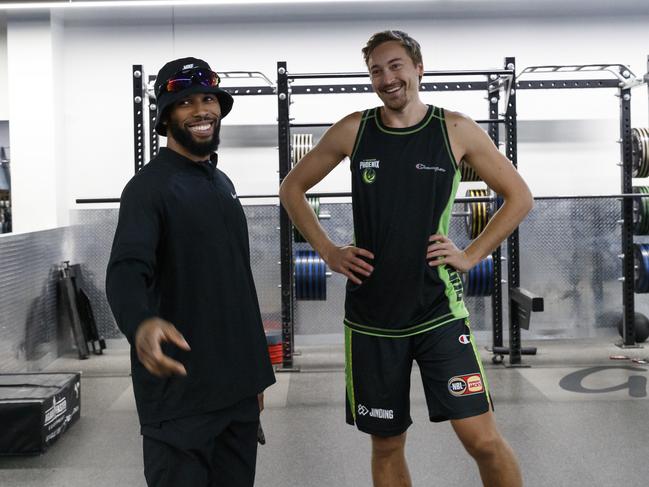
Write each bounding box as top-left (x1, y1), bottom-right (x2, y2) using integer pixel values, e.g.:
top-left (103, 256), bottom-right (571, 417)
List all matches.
top-left (294, 250), bottom-right (327, 300)
top-left (459, 159), bottom-right (480, 182)
top-left (465, 189), bottom-right (490, 240)
top-left (632, 128), bottom-right (649, 178)
top-left (464, 255), bottom-right (494, 297)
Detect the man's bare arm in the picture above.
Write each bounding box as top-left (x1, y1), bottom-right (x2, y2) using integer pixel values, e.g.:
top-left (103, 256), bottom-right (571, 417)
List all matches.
top-left (279, 112), bottom-right (374, 283)
top-left (428, 111), bottom-right (533, 270)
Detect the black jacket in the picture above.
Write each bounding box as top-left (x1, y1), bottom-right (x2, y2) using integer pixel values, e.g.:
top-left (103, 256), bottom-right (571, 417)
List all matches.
top-left (106, 147), bottom-right (275, 425)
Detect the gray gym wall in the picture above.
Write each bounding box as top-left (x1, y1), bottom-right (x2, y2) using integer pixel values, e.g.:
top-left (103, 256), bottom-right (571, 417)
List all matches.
top-left (1, 192), bottom-right (636, 372)
top-left (0, 228), bottom-right (74, 373)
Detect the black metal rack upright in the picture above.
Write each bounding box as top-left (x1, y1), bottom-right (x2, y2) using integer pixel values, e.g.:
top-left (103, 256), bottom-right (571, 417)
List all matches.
top-left (276, 61), bottom-right (521, 369)
top-left (276, 63), bottom-right (296, 370)
top-left (512, 63), bottom-right (645, 349)
top-left (132, 65), bottom-right (146, 174)
top-left (487, 68), bottom-right (504, 356)
top-left (504, 59), bottom-right (521, 362)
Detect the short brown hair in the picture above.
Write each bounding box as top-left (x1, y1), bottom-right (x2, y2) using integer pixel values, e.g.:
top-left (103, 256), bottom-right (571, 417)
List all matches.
top-left (362, 30), bottom-right (423, 67)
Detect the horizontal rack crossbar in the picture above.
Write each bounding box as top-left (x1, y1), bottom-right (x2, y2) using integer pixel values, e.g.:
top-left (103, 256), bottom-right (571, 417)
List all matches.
top-left (288, 69), bottom-right (514, 80)
top-left (222, 86), bottom-right (275, 95)
top-left (76, 193), bottom-right (649, 205)
top-left (515, 79), bottom-right (620, 89)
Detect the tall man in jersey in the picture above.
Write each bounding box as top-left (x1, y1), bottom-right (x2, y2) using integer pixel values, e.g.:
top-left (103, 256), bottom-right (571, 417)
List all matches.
top-left (107, 57), bottom-right (275, 487)
top-left (279, 31), bottom-right (532, 487)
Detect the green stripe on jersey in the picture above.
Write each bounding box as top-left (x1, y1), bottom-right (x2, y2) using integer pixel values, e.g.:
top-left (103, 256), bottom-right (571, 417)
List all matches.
top-left (436, 168), bottom-right (469, 318)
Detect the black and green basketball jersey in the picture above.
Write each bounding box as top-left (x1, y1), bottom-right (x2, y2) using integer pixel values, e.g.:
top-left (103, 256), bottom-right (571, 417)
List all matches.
top-left (344, 105), bottom-right (469, 338)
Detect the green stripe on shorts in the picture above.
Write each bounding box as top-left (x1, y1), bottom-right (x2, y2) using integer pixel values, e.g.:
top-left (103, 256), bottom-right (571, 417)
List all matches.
top-left (467, 318), bottom-right (492, 409)
top-left (344, 326), bottom-right (356, 420)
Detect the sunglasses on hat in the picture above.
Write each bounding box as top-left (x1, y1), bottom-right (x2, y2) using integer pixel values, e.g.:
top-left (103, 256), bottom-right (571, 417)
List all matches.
top-left (160, 67), bottom-right (220, 96)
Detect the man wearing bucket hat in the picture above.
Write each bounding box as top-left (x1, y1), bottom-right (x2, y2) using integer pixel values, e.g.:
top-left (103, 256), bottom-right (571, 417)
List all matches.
top-left (106, 57), bottom-right (275, 487)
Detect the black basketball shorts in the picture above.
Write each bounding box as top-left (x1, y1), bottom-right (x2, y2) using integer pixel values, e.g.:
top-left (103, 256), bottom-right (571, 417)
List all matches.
top-left (345, 318), bottom-right (492, 437)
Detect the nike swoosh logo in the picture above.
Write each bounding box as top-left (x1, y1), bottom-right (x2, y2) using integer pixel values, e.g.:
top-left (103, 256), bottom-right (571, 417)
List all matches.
top-left (231, 193), bottom-right (237, 199)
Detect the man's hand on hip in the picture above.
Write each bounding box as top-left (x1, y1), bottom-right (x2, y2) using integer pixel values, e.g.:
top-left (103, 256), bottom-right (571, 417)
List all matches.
top-left (135, 318), bottom-right (191, 377)
top-left (324, 245), bottom-right (374, 285)
top-left (426, 234), bottom-right (474, 272)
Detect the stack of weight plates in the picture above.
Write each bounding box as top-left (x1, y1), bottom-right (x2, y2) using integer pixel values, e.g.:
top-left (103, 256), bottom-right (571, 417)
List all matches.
top-left (294, 249), bottom-right (327, 300)
top-left (459, 159), bottom-right (480, 182)
top-left (465, 189), bottom-right (491, 239)
top-left (463, 255), bottom-right (494, 297)
top-left (632, 128), bottom-right (649, 178)
top-left (265, 330), bottom-right (283, 365)
top-left (291, 133), bottom-right (313, 166)
top-left (634, 244), bottom-right (649, 293)
top-left (632, 187), bottom-right (649, 235)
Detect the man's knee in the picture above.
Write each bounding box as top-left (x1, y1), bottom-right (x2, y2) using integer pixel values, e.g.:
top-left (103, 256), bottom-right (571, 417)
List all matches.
top-left (371, 433), bottom-right (406, 458)
top-left (462, 432), bottom-right (503, 461)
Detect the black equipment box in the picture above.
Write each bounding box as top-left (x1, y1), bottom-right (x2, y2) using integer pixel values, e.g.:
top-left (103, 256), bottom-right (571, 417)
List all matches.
top-left (0, 373), bottom-right (81, 455)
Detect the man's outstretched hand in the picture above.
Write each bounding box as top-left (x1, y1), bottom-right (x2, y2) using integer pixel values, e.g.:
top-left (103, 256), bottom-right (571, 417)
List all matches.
top-left (135, 318), bottom-right (191, 377)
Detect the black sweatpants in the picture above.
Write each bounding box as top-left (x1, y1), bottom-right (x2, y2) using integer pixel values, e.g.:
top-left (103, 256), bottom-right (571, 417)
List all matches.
top-left (142, 396), bottom-right (260, 487)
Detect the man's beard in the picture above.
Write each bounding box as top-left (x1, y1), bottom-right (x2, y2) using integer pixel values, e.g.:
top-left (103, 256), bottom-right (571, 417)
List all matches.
top-left (379, 83), bottom-right (408, 112)
top-left (168, 117), bottom-right (221, 158)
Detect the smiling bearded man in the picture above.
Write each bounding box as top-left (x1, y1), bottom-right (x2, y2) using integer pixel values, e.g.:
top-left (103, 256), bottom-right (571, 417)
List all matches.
top-left (280, 31), bottom-right (530, 487)
top-left (106, 57), bottom-right (275, 487)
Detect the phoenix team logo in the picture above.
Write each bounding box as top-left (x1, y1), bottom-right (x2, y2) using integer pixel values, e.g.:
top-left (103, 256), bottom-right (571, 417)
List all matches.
top-left (359, 159), bottom-right (380, 184)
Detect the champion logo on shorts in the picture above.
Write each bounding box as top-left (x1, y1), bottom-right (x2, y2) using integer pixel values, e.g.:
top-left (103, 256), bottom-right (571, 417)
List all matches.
top-left (458, 334), bottom-right (471, 345)
top-left (448, 374), bottom-right (484, 397)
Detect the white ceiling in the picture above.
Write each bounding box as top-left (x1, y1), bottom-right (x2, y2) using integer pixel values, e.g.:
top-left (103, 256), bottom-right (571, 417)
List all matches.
top-left (2, 0), bottom-right (649, 25)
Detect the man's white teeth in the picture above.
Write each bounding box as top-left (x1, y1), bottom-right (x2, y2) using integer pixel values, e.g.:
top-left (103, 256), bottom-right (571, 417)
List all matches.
top-left (190, 123), bottom-right (211, 131)
top-left (385, 86), bottom-right (401, 93)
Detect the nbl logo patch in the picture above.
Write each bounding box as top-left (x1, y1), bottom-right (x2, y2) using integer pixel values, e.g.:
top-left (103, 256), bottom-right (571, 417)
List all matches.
top-left (448, 374), bottom-right (484, 397)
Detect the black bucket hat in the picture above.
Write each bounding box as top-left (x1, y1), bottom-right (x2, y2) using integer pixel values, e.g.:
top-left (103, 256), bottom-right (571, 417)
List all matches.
top-left (153, 57), bottom-right (234, 136)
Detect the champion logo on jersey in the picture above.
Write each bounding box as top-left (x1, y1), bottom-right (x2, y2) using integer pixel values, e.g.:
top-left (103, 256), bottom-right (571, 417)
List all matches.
top-left (459, 334), bottom-right (470, 345)
top-left (416, 163), bottom-right (446, 172)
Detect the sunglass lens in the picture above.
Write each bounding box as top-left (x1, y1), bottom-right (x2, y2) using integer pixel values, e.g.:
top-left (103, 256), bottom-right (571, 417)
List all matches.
top-left (163, 69), bottom-right (220, 94)
top-left (193, 70), bottom-right (220, 87)
top-left (166, 78), bottom-right (193, 92)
